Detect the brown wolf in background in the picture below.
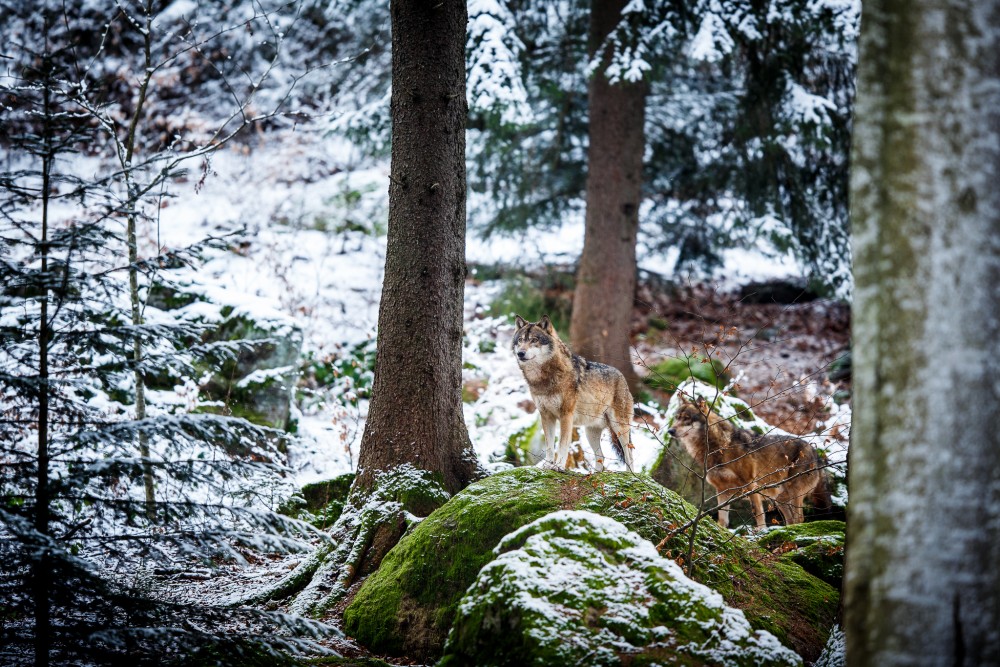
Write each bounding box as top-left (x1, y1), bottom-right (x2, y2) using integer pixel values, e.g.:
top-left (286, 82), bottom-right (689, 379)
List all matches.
top-left (668, 395), bottom-right (826, 528)
top-left (513, 315), bottom-right (634, 472)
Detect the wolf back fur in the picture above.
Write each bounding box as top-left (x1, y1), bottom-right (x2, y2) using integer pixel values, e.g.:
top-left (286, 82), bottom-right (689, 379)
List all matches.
top-left (513, 315), bottom-right (634, 472)
top-left (668, 395), bottom-right (823, 528)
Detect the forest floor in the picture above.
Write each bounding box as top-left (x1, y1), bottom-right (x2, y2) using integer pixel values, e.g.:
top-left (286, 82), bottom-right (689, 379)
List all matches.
top-left (631, 278), bottom-right (852, 440)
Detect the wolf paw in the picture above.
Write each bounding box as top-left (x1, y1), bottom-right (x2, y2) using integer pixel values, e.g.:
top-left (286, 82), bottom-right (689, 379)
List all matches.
top-left (535, 459), bottom-right (563, 471)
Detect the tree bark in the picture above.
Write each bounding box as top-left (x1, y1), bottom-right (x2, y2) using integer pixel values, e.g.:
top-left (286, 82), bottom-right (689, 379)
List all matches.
top-left (34, 61), bottom-right (53, 667)
top-left (569, 0), bottom-right (646, 393)
top-left (354, 0), bottom-right (479, 496)
top-left (846, 1), bottom-right (1000, 665)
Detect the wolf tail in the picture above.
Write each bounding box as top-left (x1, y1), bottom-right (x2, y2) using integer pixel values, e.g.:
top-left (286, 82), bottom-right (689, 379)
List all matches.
top-left (604, 413), bottom-right (629, 468)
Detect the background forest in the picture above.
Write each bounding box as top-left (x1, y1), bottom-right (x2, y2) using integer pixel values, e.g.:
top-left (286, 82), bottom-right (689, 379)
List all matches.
top-left (2, 0), bottom-right (996, 666)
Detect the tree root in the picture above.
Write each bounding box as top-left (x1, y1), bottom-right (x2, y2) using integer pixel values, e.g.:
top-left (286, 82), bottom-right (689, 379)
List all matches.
top-left (232, 465), bottom-right (451, 617)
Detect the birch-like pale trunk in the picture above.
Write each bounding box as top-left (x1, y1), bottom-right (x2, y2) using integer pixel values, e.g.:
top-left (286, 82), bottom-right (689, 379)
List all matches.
top-left (122, 4), bottom-right (157, 514)
top-left (846, 1), bottom-right (1000, 665)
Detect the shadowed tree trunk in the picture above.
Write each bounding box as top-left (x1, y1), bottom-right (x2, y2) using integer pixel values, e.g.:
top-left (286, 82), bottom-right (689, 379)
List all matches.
top-left (569, 0), bottom-right (646, 393)
top-left (354, 0), bottom-right (480, 496)
top-left (237, 0), bottom-right (484, 618)
top-left (846, 1), bottom-right (1000, 664)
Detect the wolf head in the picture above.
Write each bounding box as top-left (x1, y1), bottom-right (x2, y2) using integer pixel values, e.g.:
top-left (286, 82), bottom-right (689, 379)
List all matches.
top-left (667, 395), bottom-right (710, 443)
top-left (512, 314), bottom-right (557, 365)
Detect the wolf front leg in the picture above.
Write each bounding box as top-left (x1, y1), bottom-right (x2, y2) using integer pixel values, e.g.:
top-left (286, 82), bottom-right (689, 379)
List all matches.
top-left (749, 491), bottom-right (768, 529)
top-left (539, 411), bottom-right (557, 465)
top-left (555, 413), bottom-right (575, 469)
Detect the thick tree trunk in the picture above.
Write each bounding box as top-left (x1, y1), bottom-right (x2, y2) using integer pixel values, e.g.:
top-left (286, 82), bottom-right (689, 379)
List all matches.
top-left (569, 0), bottom-right (645, 393)
top-left (846, 1), bottom-right (1000, 665)
top-left (354, 0), bottom-right (479, 496)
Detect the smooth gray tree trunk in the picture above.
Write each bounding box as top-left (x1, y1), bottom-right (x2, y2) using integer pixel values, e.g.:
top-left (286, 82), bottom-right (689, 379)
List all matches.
top-left (846, 1), bottom-right (1000, 665)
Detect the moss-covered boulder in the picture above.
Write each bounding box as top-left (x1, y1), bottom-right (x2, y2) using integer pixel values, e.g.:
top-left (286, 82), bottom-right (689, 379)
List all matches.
top-left (146, 280), bottom-right (303, 432)
top-left (441, 510), bottom-right (802, 667)
top-left (198, 310), bottom-right (302, 431)
top-left (754, 520), bottom-right (846, 590)
top-left (342, 467), bottom-right (838, 663)
top-left (644, 355), bottom-right (731, 394)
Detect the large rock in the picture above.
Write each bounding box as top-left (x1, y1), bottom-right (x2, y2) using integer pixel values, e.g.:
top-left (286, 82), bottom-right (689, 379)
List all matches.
top-left (754, 520), bottom-right (846, 590)
top-left (198, 308), bottom-right (302, 431)
top-left (342, 467), bottom-right (838, 663)
top-left (147, 281), bottom-right (302, 431)
top-left (441, 510), bottom-right (802, 667)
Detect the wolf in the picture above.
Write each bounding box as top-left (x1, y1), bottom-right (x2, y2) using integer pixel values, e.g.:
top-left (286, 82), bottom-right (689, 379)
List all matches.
top-left (512, 315), bottom-right (634, 472)
top-left (667, 395), bottom-right (825, 528)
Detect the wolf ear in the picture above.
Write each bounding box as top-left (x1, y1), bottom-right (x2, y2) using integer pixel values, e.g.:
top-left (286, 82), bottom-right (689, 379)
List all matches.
top-left (514, 314), bottom-right (527, 330)
top-left (538, 314), bottom-right (553, 332)
top-left (695, 396), bottom-right (711, 416)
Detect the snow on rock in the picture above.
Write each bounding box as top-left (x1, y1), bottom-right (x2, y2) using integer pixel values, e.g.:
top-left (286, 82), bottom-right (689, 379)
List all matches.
top-left (442, 509), bottom-right (802, 667)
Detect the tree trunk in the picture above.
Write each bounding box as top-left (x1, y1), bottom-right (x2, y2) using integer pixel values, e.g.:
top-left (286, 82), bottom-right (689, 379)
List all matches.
top-left (123, 4), bottom-right (156, 516)
top-left (569, 0), bottom-right (645, 393)
top-left (34, 69), bottom-right (53, 667)
top-left (354, 0), bottom-right (479, 496)
top-left (846, 1), bottom-right (1000, 665)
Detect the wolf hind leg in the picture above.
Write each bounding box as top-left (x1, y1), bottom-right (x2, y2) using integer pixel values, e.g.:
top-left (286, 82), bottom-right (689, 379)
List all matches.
top-left (774, 490), bottom-right (805, 525)
top-left (585, 426), bottom-right (606, 472)
top-left (714, 488), bottom-right (736, 528)
top-left (603, 412), bottom-right (633, 472)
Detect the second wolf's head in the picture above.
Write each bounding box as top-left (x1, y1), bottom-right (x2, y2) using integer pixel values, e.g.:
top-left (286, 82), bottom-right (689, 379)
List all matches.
top-left (512, 315), bottom-right (558, 365)
top-left (667, 395), bottom-right (711, 445)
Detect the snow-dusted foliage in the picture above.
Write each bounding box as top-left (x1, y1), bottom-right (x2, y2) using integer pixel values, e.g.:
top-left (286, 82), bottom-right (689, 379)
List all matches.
top-left (813, 624), bottom-right (845, 667)
top-left (468, 0), bottom-right (532, 125)
top-left (463, 0), bottom-right (859, 295)
top-left (638, 0), bottom-right (859, 296)
top-left (0, 2), bottom-right (341, 663)
top-left (443, 510), bottom-right (802, 666)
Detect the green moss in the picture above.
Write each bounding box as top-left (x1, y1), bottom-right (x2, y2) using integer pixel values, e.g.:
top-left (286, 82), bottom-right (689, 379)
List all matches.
top-left (485, 271), bottom-right (574, 333)
top-left (645, 355), bottom-right (731, 394)
top-left (648, 315), bottom-right (670, 330)
top-left (754, 521), bottom-right (845, 589)
top-left (442, 511), bottom-right (802, 667)
top-left (503, 419), bottom-right (540, 466)
top-left (344, 468), bottom-right (838, 664)
top-left (461, 380), bottom-right (486, 403)
top-left (279, 474), bottom-right (356, 529)
top-left (146, 283), bottom-right (201, 311)
top-left (344, 468), bottom-right (561, 659)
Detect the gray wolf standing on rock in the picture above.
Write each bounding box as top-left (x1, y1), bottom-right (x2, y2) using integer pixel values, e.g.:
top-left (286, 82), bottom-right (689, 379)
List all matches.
top-left (512, 315), bottom-right (634, 472)
top-left (668, 395), bottom-right (826, 528)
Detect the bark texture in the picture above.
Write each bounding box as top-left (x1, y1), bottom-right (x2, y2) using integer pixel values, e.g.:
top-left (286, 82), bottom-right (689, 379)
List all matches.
top-left (355, 0), bottom-right (479, 496)
top-left (569, 0), bottom-right (646, 393)
top-left (846, 1), bottom-right (1000, 665)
